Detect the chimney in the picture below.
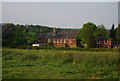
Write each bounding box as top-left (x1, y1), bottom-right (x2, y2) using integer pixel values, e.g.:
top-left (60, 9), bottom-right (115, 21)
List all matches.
top-left (53, 27), bottom-right (56, 35)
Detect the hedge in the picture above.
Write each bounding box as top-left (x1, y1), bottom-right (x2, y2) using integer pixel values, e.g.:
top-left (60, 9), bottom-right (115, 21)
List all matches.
top-left (34, 46), bottom-right (118, 52)
top-left (11, 45), bottom-right (119, 52)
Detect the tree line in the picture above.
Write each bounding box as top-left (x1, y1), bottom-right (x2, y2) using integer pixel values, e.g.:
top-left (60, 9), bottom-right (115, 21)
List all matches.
top-left (2, 23), bottom-right (63, 48)
top-left (78, 22), bottom-right (120, 48)
top-left (1, 23), bottom-right (120, 48)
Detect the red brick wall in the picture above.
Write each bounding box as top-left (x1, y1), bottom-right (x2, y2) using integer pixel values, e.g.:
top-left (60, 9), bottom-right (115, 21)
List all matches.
top-left (96, 40), bottom-right (112, 47)
top-left (51, 39), bottom-right (77, 47)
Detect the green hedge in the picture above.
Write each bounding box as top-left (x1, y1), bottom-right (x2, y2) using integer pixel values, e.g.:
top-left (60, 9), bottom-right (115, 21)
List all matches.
top-left (16, 45), bottom-right (32, 49)
top-left (38, 47), bottom-right (118, 52)
top-left (12, 45), bottom-right (119, 52)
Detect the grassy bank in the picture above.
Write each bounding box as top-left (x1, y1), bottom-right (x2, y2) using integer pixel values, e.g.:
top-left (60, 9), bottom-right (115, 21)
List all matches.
top-left (2, 48), bottom-right (119, 79)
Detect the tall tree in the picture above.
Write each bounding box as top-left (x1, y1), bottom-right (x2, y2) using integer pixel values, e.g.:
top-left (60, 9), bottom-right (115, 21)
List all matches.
top-left (116, 24), bottom-right (120, 41)
top-left (78, 22), bottom-right (97, 48)
top-left (2, 23), bottom-right (16, 47)
top-left (94, 24), bottom-right (109, 37)
top-left (109, 24), bottom-right (116, 39)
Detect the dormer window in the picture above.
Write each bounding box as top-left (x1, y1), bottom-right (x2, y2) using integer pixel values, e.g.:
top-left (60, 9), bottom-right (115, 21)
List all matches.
top-left (97, 40), bottom-right (100, 44)
top-left (104, 40), bottom-right (108, 44)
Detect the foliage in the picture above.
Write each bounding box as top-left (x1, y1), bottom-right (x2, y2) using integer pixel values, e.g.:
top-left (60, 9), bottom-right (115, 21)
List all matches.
top-left (2, 48), bottom-right (119, 79)
top-left (78, 23), bottom-right (110, 48)
top-left (116, 24), bottom-right (120, 41)
top-left (13, 45), bottom-right (119, 52)
top-left (39, 47), bottom-right (118, 52)
top-left (48, 42), bottom-right (54, 47)
top-left (2, 23), bottom-right (63, 47)
top-left (78, 22), bottom-right (97, 48)
top-left (109, 24), bottom-right (116, 39)
top-left (94, 24), bottom-right (109, 37)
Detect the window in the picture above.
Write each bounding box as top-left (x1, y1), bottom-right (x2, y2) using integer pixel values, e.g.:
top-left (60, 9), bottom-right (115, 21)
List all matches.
top-left (53, 40), bottom-right (56, 43)
top-left (97, 40), bottom-right (100, 44)
top-left (104, 40), bottom-right (108, 44)
top-left (48, 39), bottom-right (51, 43)
top-left (69, 40), bottom-right (72, 43)
top-left (64, 40), bottom-right (66, 43)
top-left (66, 37), bottom-right (68, 39)
top-left (60, 39), bottom-right (62, 43)
top-left (57, 40), bottom-right (59, 43)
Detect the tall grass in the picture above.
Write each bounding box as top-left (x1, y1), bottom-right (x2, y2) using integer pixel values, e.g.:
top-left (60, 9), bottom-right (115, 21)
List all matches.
top-left (2, 48), bottom-right (118, 65)
top-left (18, 50), bottom-right (118, 67)
top-left (2, 48), bottom-right (119, 79)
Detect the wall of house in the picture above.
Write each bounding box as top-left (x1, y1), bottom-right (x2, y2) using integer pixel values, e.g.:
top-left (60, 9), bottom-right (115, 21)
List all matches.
top-left (96, 40), bottom-right (112, 48)
top-left (51, 39), bottom-right (77, 47)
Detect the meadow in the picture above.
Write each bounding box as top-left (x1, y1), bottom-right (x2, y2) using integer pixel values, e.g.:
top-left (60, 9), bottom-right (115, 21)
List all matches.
top-left (2, 48), bottom-right (119, 79)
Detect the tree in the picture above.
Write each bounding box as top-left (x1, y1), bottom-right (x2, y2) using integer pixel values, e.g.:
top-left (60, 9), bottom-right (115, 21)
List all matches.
top-left (78, 22), bottom-right (97, 48)
top-left (94, 24), bottom-right (109, 37)
top-left (116, 24), bottom-right (120, 41)
top-left (109, 24), bottom-right (116, 39)
top-left (2, 23), bottom-right (16, 47)
top-left (2, 23), bottom-right (62, 48)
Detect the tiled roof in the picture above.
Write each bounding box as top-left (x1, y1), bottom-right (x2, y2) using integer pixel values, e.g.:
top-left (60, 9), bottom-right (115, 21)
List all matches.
top-left (97, 37), bottom-right (112, 40)
top-left (38, 30), bottom-right (79, 39)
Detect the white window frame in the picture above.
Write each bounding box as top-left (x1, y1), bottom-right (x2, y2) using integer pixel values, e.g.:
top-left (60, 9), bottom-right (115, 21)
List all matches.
top-left (64, 40), bottom-right (66, 43)
top-left (60, 39), bottom-right (62, 43)
top-left (69, 40), bottom-right (72, 43)
top-left (104, 40), bottom-right (108, 44)
top-left (53, 40), bottom-right (56, 43)
top-left (97, 40), bottom-right (100, 44)
top-left (57, 40), bottom-right (59, 43)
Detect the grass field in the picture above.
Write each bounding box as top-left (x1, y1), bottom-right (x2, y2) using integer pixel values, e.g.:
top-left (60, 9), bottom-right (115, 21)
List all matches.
top-left (2, 48), bottom-right (119, 79)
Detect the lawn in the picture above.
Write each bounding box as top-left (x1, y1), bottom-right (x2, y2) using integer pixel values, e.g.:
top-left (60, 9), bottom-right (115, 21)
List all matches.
top-left (2, 48), bottom-right (119, 79)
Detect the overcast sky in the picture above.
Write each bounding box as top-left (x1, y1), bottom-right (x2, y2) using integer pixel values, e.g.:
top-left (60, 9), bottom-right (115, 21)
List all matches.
top-left (2, 2), bottom-right (118, 29)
